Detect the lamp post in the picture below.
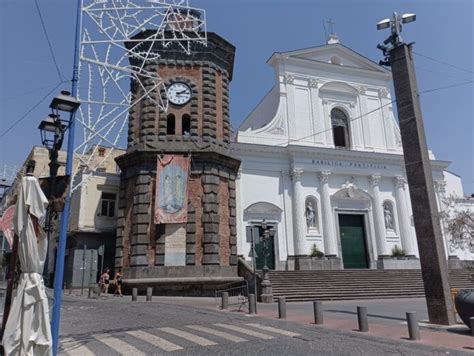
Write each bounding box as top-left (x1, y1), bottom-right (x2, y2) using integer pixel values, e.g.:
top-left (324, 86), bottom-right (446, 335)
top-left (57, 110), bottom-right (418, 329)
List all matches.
top-left (48, 90), bottom-right (80, 355)
top-left (38, 113), bottom-right (67, 287)
top-left (259, 219), bottom-right (275, 303)
top-left (261, 219), bottom-right (276, 272)
top-left (376, 12), bottom-right (455, 325)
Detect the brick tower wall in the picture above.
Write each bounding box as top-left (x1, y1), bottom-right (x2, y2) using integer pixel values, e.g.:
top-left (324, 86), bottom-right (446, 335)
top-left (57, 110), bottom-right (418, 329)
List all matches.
top-left (115, 32), bottom-right (239, 280)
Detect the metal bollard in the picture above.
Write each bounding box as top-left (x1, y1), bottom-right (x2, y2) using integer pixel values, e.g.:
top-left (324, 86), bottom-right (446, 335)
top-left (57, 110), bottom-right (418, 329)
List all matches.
top-left (132, 288), bottom-right (138, 301)
top-left (278, 297), bottom-right (287, 319)
top-left (357, 306), bottom-right (369, 332)
top-left (249, 294), bottom-right (256, 315)
top-left (221, 292), bottom-right (229, 310)
top-left (470, 317), bottom-right (474, 337)
top-left (406, 312), bottom-right (421, 341)
top-left (146, 287), bottom-right (153, 302)
top-left (88, 287), bottom-right (93, 299)
top-left (313, 301), bottom-right (323, 325)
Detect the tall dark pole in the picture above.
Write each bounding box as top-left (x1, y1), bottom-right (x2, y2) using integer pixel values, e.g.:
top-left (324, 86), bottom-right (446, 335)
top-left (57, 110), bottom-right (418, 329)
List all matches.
top-left (377, 13), bottom-right (455, 325)
top-left (51, 0), bottom-right (82, 354)
top-left (390, 44), bottom-right (455, 325)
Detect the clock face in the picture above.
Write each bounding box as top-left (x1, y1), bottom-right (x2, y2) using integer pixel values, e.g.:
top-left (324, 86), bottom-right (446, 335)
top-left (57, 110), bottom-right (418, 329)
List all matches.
top-left (167, 82), bottom-right (192, 106)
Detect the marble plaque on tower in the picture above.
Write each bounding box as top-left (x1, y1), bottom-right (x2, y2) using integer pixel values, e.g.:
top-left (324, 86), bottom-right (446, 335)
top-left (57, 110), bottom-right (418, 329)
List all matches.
top-left (164, 223), bottom-right (186, 266)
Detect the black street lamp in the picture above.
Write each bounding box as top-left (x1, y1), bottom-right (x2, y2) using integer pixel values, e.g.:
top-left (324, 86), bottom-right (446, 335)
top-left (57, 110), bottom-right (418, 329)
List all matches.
top-left (38, 114), bottom-right (67, 202)
top-left (260, 219), bottom-right (275, 273)
top-left (259, 219), bottom-right (276, 303)
top-left (49, 90), bottom-right (81, 115)
top-left (42, 90), bottom-right (80, 206)
top-left (39, 90), bottom-right (80, 287)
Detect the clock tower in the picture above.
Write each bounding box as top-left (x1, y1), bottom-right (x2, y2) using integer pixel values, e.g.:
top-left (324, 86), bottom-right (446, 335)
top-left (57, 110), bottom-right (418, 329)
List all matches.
top-left (115, 30), bottom-right (241, 293)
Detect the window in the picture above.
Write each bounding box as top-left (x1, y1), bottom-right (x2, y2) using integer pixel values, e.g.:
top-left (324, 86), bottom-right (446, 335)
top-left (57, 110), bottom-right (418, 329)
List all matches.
top-left (98, 147), bottom-right (106, 157)
top-left (167, 114), bottom-right (175, 135)
top-left (101, 192), bottom-right (116, 217)
top-left (182, 114), bottom-right (191, 136)
top-left (331, 108), bottom-right (350, 148)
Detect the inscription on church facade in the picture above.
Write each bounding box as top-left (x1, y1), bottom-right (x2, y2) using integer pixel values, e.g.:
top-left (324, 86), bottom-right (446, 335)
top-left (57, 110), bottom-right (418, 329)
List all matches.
top-left (311, 159), bottom-right (387, 170)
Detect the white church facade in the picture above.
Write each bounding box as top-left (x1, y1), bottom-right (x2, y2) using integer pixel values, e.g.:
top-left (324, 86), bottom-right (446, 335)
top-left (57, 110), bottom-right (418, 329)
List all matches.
top-left (233, 39), bottom-right (473, 270)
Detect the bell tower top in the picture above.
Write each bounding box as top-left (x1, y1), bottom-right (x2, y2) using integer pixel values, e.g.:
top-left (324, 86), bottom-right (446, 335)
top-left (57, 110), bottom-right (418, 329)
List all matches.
top-left (125, 31), bottom-right (235, 154)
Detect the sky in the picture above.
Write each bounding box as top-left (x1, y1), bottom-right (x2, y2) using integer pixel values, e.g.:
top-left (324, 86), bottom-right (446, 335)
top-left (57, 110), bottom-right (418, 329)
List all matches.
top-left (0, 0), bottom-right (473, 193)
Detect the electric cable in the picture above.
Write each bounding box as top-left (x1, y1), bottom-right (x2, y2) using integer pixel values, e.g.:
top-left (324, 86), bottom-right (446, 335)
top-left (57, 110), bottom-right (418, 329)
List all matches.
top-left (34, 0), bottom-right (65, 82)
top-left (3, 83), bottom-right (65, 101)
top-left (418, 80), bottom-right (474, 94)
top-left (414, 65), bottom-right (470, 80)
top-left (0, 81), bottom-right (66, 139)
top-left (413, 51), bottom-right (474, 75)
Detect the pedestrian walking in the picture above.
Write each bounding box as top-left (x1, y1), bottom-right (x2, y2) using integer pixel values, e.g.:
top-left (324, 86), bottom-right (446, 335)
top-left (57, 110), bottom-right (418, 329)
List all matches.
top-left (114, 268), bottom-right (123, 297)
top-left (99, 267), bottom-right (110, 295)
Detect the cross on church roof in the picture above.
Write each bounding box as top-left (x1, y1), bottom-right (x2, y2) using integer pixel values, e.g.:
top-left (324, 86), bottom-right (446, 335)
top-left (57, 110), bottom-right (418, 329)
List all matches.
top-left (326, 18), bottom-right (340, 44)
top-left (327, 18), bottom-right (336, 35)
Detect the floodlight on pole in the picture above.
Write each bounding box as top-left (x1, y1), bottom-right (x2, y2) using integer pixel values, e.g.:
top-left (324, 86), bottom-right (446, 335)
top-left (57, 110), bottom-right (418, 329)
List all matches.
top-left (376, 18), bottom-right (390, 30)
top-left (376, 12), bottom-right (417, 66)
top-left (402, 13), bottom-right (416, 24)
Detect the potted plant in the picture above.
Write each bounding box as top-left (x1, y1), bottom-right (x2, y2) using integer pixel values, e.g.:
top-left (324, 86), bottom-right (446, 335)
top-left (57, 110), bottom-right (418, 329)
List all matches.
top-left (391, 245), bottom-right (406, 260)
top-left (309, 244), bottom-right (325, 259)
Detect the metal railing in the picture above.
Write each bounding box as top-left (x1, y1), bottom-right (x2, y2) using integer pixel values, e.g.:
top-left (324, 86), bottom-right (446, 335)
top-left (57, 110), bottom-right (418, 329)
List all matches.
top-left (215, 281), bottom-right (249, 312)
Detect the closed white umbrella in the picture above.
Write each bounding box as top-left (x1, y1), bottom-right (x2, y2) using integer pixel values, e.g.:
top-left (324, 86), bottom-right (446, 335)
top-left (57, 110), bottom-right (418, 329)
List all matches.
top-left (2, 175), bottom-right (52, 355)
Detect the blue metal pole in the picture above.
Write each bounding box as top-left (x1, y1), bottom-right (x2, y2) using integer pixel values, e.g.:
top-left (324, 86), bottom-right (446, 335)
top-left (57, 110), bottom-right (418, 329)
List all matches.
top-left (50, 0), bottom-right (82, 354)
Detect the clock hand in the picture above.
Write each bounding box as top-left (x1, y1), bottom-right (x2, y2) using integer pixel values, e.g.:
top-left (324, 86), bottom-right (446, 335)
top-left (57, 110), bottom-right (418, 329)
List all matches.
top-left (176, 90), bottom-right (187, 95)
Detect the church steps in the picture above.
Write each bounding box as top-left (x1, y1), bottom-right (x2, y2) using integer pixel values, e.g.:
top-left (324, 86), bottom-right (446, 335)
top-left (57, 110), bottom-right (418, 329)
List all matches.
top-left (267, 269), bottom-right (473, 302)
top-left (272, 285), bottom-right (426, 291)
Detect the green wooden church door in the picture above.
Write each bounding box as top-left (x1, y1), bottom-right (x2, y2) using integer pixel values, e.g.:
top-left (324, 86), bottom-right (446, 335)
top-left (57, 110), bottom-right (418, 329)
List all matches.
top-left (339, 214), bottom-right (368, 269)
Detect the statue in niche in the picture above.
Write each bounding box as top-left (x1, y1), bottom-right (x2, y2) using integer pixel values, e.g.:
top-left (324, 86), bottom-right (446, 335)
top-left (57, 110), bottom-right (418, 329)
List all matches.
top-left (384, 204), bottom-right (393, 230)
top-left (305, 201), bottom-right (316, 229)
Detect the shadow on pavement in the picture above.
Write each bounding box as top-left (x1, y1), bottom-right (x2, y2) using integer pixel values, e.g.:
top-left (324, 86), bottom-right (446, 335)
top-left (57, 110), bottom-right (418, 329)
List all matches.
top-left (325, 309), bottom-right (406, 322)
top-left (445, 326), bottom-right (472, 336)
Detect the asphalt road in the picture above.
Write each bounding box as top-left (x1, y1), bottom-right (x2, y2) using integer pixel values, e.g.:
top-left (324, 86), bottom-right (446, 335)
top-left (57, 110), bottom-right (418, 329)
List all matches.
top-left (57, 295), bottom-right (470, 356)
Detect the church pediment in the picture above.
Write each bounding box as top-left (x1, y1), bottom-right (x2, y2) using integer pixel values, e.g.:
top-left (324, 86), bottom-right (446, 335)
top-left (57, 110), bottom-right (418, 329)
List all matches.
top-left (279, 44), bottom-right (389, 74)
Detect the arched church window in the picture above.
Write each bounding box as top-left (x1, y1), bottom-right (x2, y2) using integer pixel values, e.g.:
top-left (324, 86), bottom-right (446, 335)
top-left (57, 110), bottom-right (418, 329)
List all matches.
top-left (166, 114), bottom-right (175, 135)
top-left (383, 200), bottom-right (395, 232)
top-left (182, 114), bottom-right (191, 136)
top-left (305, 197), bottom-right (319, 232)
top-left (331, 108), bottom-right (350, 148)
